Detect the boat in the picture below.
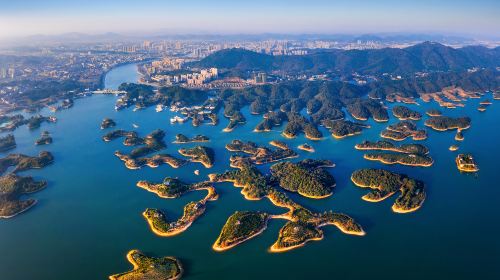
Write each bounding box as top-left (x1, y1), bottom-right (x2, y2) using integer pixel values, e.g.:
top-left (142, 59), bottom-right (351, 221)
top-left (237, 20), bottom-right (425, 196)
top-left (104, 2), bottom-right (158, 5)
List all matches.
top-left (156, 104), bottom-right (164, 112)
top-left (194, 170), bottom-right (200, 175)
top-left (132, 124), bottom-right (139, 128)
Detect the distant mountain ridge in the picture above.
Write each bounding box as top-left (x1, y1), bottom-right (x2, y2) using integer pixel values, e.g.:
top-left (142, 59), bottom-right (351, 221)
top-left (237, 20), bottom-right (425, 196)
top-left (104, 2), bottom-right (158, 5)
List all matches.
top-left (191, 42), bottom-right (500, 75)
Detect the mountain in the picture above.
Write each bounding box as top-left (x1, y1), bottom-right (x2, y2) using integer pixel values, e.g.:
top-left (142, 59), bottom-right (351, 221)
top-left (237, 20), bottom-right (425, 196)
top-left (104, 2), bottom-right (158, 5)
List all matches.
top-left (190, 42), bottom-right (500, 76)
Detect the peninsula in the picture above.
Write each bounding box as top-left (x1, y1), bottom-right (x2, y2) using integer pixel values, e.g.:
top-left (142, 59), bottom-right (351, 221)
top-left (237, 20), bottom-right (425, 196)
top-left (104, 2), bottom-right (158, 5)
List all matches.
top-left (109, 250), bottom-right (182, 280)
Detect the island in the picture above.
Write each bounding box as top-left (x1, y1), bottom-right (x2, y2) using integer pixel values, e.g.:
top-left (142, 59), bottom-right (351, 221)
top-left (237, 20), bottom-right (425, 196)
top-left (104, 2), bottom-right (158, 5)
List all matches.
top-left (137, 177), bottom-right (217, 237)
top-left (380, 121), bottom-right (427, 141)
top-left (27, 115), bottom-right (57, 130)
top-left (173, 134), bottom-right (209, 144)
top-left (363, 153), bottom-right (433, 167)
top-left (298, 143), bottom-right (314, 152)
top-left (109, 250), bottom-right (182, 280)
top-left (282, 113), bottom-right (322, 140)
top-left (424, 116), bottom-right (471, 131)
top-left (213, 211), bottom-right (270, 251)
top-left (226, 139), bottom-right (297, 165)
top-left (456, 154), bottom-right (479, 172)
top-left (351, 168), bottom-right (426, 213)
top-left (449, 145), bottom-right (459, 151)
top-left (100, 118), bottom-right (116, 129)
top-left (115, 152), bottom-right (187, 170)
top-left (0, 134), bottom-right (16, 152)
top-left (455, 130), bottom-right (465, 141)
top-left (35, 131), bottom-right (52, 146)
top-left (322, 119), bottom-right (370, 139)
top-left (346, 99), bottom-right (389, 122)
top-left (209, 160), bottom-right (364, 252)
top-left (355, 140), bottom-right (429, 155)
top-left (0, 151), bottom-right (54, 174)
top-left (223, 111), bottom-right (246, 132)
top-left (178, 146), bottom-right (214, 168)
top-left (392, 105), bottom-right (422, 120)
top-left (270, 159), bottom-right (336, 199)
top-left (0, 174), bottom-right (47, 218)
top-left (102, 130), bottom-right (144, 146)
top-left (269, 140), bottom-right (289, 150)
top-left (426, 109), bottom-right (442, 117)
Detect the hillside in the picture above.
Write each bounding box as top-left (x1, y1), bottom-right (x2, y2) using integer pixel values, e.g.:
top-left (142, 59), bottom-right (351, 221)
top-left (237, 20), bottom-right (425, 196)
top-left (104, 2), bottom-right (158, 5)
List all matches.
top-left (190, 42), bottom-right (500, 75)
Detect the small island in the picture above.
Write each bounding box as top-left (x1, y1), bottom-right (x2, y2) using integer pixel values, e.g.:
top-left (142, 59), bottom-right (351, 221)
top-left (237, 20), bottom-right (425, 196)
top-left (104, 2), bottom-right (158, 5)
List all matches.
top-left (426, 109), bottom-right (442, 117)
top-left (100, 118), bottom-right (116, 129)
top-left (355, 140), bottom-right (429, 155)
top-left (380, 121), bottom-right (427, 141)
top-left (449, 145), bottom-right (459, 151)
top-left (363, 153), bottom-right (433, 167)
top-left (35, 131), bottom-right (52, 146)
top-left (102, 129), bottom-right (144, 146)
top-left (298, 143), bottom-right (314, 152)
top-left (455, 130), bottom-right (464, 141)
top-left (392, 105), bottom-right (422, 120)
top-left (0, 174), bottom-right (47, 218)
top-left (424, 116), bottom-right (471, 131)
top-left (213, 211), bottom-right (270, 251)
top-left (270, 159), bottom-right (336, 199)
top-left (269, 140), bottom-right (289, 150)
top-left (178, 146), bottom-right (214, 168)
top-left (322, 119), bottom-right (369, 139)
top-left (0, 134), bottom-right (16, 152)
top-left (351, 168), bottom-right (426, 213)
top-left (225, 139), bottom-right (297, 165)
top-left (456, 154), bottom-right (479, 172)
top-left (109, 250), bottom-right (182, 280)
top-left (0, 151), bottom-right (54, 175)
top-left (173, 133), bottom-right (209, 144)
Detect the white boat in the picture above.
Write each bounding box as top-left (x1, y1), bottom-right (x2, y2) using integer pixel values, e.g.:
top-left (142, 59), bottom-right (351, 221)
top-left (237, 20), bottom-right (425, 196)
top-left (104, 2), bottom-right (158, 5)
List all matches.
top-left (132, 124), bottom-right (139, 128)
top-left (156, 104), bottom-right (164, 112)
top-left (194, 170), bottom-right (200, 175)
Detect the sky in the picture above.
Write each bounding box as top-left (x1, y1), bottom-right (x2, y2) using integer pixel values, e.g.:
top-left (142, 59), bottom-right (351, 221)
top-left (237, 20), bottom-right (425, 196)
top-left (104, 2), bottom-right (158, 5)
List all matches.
top-left (0, 0), bottom-right (499, 39)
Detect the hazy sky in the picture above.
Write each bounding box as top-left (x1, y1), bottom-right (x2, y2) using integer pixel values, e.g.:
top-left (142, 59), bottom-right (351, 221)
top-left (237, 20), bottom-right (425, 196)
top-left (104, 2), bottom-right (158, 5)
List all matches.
top-left (0, 0), bottom-right (499, 39)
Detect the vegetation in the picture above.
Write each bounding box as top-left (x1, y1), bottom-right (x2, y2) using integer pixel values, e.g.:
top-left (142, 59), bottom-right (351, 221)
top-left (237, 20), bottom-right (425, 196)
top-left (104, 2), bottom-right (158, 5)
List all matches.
top-left (213, 211), bottom-right (269, 251)
top-left (346, 99), bottom-right (388, 122)
top-left (392, 105), bottom-right (422, 120)
top-left (381, 120), bottom-right (427, 141)
top-left (0, 151), bottom-right (54, 175)
top-left (0, 134), bottom-right (16, 152)
top-left (270, 159), bottom-right (335, 198)
top-left (271, 221), bottom-right (323, 252)
top-left (355, 140), bottom-right (429, 155)
top-left (363, 153), bottom-right (433, 167)
top-left (426, 109), bottom-right (442, 116)
top-left (137, 178), bottom-right (216, 200)
top-left (143, 202), bottom-right (206, 237)
top-left (225, 140), bottom-right (297, 165)
top-left (109, 250), bottom-right (182, 280)
top-left (178, 146), bottom-right (214, 168)
top-left (424, 116), bottom-right (471, 131)
top-left (102, 130), bottom-right (143, 145)
top-left (100, 118), bottom-right (116, 129)
top-left (0, 174), bottom-right (47, 218)
top-left (351, 168), bottom-right (426, 213)
top-left (322, 119), bottom-right (369, 138)
top-left (174, 134), bottom-right (209, 143)
top-left (456, 154), bottom-right (479, 172)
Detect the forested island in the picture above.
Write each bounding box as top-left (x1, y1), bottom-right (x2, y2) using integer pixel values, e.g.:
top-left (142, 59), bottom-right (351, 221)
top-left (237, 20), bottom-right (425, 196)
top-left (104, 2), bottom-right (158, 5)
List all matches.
top-left (456, 154), bottom-right (479, 172)
top-left (0, 174), bottom-right (47, 218)
top-left (209, 160), bottom-right (364, 252)
top-left (355, 140), bottom-right (429, 155)
top-left (426, 109), bottom-right (442, 117)
top-left (380, 121), bottom-right (427, 141)
top-left (0, 151), bottom-right (54, 174)
top-left (35, 131), bottom-right (52, 146)
top-left (363, 153), bottom-right (434, 167)
top-left (270, 159), bottom-right (336, 199)
top-left (109, 250), bottom-right (182, 280)
top-left (0, 134), bottom-right (16, 152)
top-left (424, 116), bottom-right (471, 131)
top-left (392, 105), bottom-right (422, 120)
top-left (100, 118), bottom-right (116, 129)
top-left (173, 134), bottom-right (209, 144)
top-left (351, 168), bottom-right (426, 213)
top-left (298, 143), bottom-right (314, 152)
top-left (178, 146), bottom-right (214, 168)
top-left (322, 119), bottom-right (369, 138)
top-left (137, 177), bottom-right (217, 236)
top-left (226, 140), bottom-right (297, 165)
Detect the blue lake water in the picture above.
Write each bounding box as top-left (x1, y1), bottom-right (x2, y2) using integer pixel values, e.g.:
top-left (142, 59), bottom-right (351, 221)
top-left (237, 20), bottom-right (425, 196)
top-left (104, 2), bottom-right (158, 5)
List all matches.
top-left (0, 63), bottom-right (499, 279)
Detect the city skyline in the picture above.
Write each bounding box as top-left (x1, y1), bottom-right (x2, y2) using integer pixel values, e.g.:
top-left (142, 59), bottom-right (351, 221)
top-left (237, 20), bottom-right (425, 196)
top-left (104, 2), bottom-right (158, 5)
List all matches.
top-left (1, 0), bottom-right (499, 40)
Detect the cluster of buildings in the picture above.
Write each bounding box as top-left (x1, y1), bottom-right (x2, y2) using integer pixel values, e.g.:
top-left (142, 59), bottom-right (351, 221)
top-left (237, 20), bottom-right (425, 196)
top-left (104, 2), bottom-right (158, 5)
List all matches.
top-left (149, 68), bottom-right (219, 87)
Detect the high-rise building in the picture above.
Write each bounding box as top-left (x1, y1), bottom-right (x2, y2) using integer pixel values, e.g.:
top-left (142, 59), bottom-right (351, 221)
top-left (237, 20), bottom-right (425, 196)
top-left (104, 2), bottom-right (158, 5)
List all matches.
top-left (0, 68), bottom-right (7, 79)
